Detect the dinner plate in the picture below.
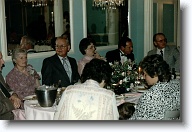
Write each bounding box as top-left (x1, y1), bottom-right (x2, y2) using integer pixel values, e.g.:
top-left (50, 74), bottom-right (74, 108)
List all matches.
top-left (137, 89), bottom-right (148, 93)
top-left (123, 93), bottom-right (141, 97)
top-left (136, 85), bottom-right (146, 90)
top-left (116, 95), bottom-right (124, 99)
top-left (23, 95), bottom-right (37, 100)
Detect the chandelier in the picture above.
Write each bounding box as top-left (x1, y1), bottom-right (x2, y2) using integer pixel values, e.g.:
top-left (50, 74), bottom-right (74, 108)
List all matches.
top-left (20, 0), bottom-right (54, 7)
top-left (93, 0), bottom-right (124, 10)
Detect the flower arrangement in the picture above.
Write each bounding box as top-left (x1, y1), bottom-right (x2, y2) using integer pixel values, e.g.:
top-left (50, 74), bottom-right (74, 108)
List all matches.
top-left (109, 59), bottom-right (139, 94)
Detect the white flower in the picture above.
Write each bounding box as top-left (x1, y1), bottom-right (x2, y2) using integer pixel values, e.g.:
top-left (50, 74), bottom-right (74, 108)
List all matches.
top-left (127, 65), bottom-right (132, 70)
top-left (109, 62), bottom-right (113, 66)
top-left (121, 72), bottom-right (125, 76)
top-left (27, 66), bottom-right (35, 76)
top-left (119, 80), bottom-right (123, 85)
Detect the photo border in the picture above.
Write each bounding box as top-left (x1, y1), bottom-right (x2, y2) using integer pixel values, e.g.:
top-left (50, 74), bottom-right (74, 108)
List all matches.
top-left (1, 0), bottom-right (191, 131)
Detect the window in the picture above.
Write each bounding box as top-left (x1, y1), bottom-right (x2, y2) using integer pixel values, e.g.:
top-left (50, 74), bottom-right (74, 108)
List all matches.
top-left (86, 0), bottom-right (130, 47)
top-left (1, 0), bottom-right (71, 59)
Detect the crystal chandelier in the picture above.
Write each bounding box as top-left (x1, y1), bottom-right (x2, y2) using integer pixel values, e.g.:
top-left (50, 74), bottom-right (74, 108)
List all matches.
top-left (93, 0), bottom-right (124, 10)
top-left (20, 0), bottom-right (54, 7)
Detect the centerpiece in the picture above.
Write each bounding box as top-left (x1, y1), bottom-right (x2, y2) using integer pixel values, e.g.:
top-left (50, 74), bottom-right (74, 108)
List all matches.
top-left (109, 59), bottom-right (141, 95)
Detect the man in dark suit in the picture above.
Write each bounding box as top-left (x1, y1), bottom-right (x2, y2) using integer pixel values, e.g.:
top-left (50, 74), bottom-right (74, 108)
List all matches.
top-left (0, 51), bottom-right (21, 120)
top-left (147, 33), bottom-right (180, 72)
top-left (105, 37), bottom-right (134, 64)
top-left (41, 37), bottom-right (80, 87)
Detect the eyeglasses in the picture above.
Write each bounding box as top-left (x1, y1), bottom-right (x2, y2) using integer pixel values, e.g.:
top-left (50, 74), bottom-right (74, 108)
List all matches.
top-left (55, 45), bottom-right (68, 49)
top-left (156, 39), bottom-right (166, 43)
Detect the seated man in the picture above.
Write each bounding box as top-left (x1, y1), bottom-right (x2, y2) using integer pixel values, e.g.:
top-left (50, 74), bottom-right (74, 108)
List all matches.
top-left (147, 33), bottom-right (180, 72)
top-left (105, 37), bottom-right (134, 64)
top-left (0, 51), bottom-right (21, 120)
top-left (41, 37), bottom-right (80, 87)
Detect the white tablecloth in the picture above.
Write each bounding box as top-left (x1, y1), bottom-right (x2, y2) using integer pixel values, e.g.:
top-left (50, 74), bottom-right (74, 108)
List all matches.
top-left (24, 92), bottom-right (143, 120)
top-left (116, 92), bottom-right (143, 106)
top-left (24, 100), bottom-right (56, 120)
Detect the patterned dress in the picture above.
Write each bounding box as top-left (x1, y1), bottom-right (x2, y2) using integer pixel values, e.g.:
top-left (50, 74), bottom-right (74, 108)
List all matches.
top-left (54, 79), bottom-right (119, 120)
top-left (129, 79), bottom-right (180, 120)
top-left (6, 64), bottom-right (40, 100)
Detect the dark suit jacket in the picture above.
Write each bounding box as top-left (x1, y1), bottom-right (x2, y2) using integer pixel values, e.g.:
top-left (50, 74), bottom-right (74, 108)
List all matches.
top-left (105, 49), bottom-right (135, 64)
top-left (147, 45), bottom-right (180, 72)
top-left (0, 74), bottom-right (14, 120)
top-left (41, 54), bottom-right (80, 87)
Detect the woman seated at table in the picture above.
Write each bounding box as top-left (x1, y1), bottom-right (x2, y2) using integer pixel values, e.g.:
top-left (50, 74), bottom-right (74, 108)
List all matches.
top-left (54, 58), bottom-right (119, 120)
top-left (6, 48), bottom-right (41, 101)
top-left (129, 54), bottom-right (180, 120)
top-left (78, 38), bottom-right (104, 76)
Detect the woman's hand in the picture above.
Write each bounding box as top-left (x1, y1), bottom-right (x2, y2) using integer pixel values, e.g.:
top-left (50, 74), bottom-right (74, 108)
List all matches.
top-left (9, 93), bottom-right (21, 109)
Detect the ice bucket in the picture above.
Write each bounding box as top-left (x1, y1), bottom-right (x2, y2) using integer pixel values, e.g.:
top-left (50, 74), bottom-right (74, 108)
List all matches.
top-left (35, 85), bottom-right (57, 107)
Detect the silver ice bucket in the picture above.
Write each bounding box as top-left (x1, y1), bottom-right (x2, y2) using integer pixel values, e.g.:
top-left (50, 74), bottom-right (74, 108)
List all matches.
top-left (35, 85), bottom-right (57, 107)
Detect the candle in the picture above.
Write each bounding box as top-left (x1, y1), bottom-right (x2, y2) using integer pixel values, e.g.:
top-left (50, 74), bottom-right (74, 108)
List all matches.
top-left (138, 67), bottom-right (141, 80)
top-left (138, 67), bottom-right (141, 73)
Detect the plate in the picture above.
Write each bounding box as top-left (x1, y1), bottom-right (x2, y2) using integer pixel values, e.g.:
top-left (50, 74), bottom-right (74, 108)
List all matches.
top-left (116, 95), bottom-right (124, 99)
top-left (123, 93), bottom-right (141, 97)
top-left (23, 95), bottom-right (37, 100)
top-left (137, 89), bottom-right (148, 93)
top-left (137, 85), bottom-right (146, 90)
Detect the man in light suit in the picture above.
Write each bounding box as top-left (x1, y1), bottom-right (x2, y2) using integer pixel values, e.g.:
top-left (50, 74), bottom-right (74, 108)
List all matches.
top-left (147, 33), bottom-right (180, 72)
top-left (0, 51), bottom-right (21, 120)
top-left (105, 37), bottom-right (134, 64)
top-left (41, 37), bottom-right (80, 87)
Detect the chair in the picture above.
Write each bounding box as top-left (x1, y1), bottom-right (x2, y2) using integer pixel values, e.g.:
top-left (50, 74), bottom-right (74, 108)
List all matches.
top-left (163, 110), bottom-right (180, 120)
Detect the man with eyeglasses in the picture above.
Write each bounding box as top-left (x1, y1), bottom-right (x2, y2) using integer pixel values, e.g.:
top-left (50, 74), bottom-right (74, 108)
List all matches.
top-left (41, 37), bottom-right (80, 87)
top-left (147, 33), bottom-right (180, 72)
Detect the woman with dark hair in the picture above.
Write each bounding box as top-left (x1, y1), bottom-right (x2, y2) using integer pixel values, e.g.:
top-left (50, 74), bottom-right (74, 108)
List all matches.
top-left (118, 102), bottom-right (135, 120)
top-left (129, 54), bottom-right (180, 120)
top-left (54, 59), bottom-right (119, 120)
top-left (78, 38), bottom-right (104, 76)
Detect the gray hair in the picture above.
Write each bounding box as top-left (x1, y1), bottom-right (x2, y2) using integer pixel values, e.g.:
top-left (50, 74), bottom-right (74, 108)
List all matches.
top-left (12, 48), bottom-right (27, 65)
top-left (21, 35), bottom-right (35, 47)
top-left (56, 36), bottom-right (70, 45)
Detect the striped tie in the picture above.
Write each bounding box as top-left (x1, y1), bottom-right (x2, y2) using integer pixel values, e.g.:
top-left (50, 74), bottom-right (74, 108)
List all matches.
top-left (62, 58), bottom-right (71, 81)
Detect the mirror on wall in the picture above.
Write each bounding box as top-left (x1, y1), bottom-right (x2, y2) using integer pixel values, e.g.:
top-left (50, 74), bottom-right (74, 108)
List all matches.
top-left (153, 0), bottom-right (178, 46)
top-left (5, 0), bottom-right (69, 56)
top-left (86, 0), bottom-right (130, 47)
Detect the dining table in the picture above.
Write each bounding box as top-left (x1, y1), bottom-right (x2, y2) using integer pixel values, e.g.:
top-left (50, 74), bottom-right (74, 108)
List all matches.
top-left (24, 100), bottom-right (57, 120)
top-left (23, 91), bottom-right (145, 120)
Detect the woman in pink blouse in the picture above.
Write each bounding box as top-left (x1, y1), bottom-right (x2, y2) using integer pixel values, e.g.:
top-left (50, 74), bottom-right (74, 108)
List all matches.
top-left (78, 38), bottom-right (104, 76)
top-left (6, 48), bottom-right (40, 100)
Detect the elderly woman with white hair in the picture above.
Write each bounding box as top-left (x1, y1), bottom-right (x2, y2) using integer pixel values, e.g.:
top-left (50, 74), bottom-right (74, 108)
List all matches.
top-left (6, 48), bottom-right (40, 101)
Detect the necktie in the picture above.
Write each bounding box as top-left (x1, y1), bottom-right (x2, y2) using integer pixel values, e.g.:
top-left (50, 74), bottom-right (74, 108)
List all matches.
top-left (62, 58), bottom-right (72, 81)
top-left (0, 83), bottom-right (11, 98)
top-left (160, 50), bottom-right (163, 57)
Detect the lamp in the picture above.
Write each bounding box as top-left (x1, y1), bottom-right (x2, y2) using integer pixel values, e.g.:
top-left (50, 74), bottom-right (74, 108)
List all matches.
top-left (20, 0), bottom-right (54, 7)
top-left (93, 0), bottom-right (124, 10)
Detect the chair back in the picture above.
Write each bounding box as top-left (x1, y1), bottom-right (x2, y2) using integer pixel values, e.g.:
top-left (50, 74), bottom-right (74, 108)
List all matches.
top-left (163, 110), bottom-right (180, 120)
